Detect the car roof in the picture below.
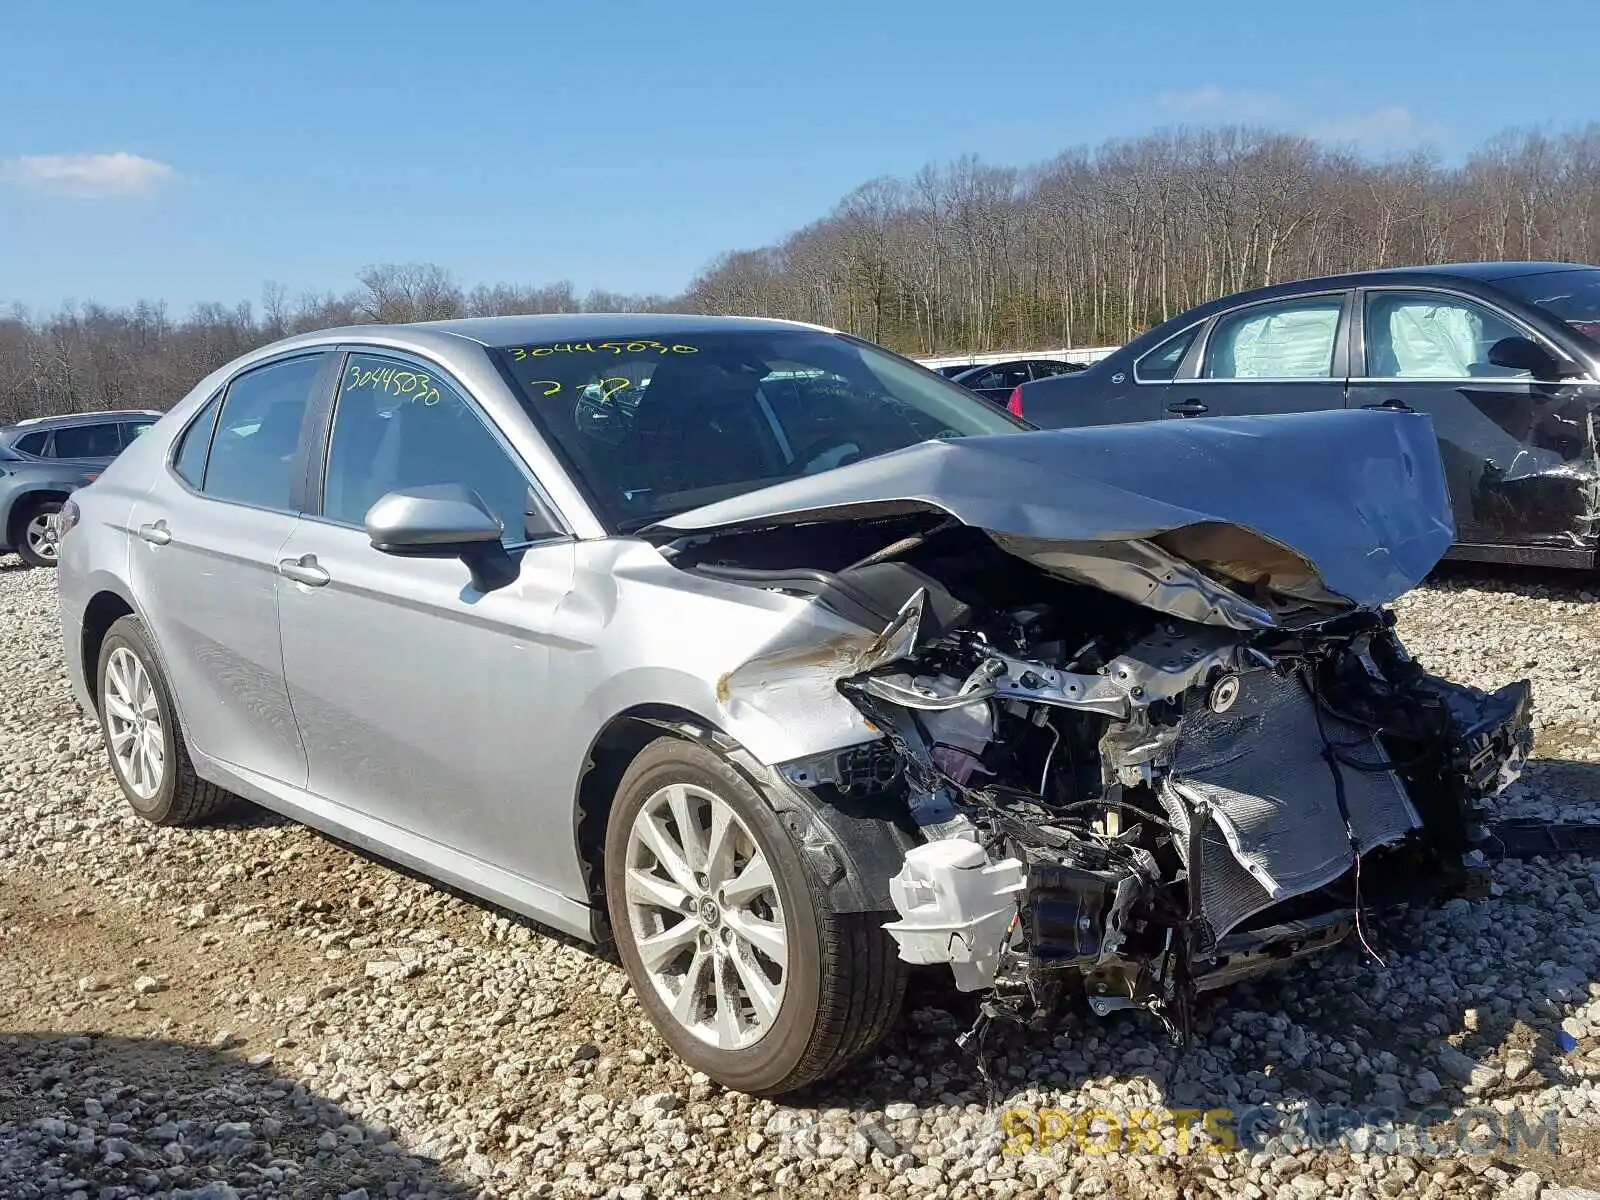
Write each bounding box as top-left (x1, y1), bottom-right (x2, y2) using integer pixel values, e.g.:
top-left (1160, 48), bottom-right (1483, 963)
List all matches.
top-left (1098, 261), bottom-right (1597, 366)
top-left (1325, 260), bottom-right (1591, 284)
top-left (954, 357), bottom-right (1065, 376)
top-left (6, 409), bottom-right (161, 430)
top-left (305, 312), bottom-right (832, 349)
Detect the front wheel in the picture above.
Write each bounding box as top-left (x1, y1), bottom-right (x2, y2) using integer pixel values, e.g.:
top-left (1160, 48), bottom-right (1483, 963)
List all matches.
top-left (14, 498), bottom-right (63, 568)
top-left (604, 736), bottom-right (905, 1095)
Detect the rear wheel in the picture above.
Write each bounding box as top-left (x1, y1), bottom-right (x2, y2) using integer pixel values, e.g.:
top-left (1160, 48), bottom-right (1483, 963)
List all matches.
top-left (96, 616), bottom-right (233, 826)
top-left (604, 736), bottom-right (905, 1095)
top-left (14, 498), bottom-right (63, 568)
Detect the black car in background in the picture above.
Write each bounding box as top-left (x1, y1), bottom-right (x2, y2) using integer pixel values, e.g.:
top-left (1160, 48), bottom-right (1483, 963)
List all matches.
top-left (1009, 262), bottom-right (1600, 569)
top-left (941, 358), bottom-right (1085, 403)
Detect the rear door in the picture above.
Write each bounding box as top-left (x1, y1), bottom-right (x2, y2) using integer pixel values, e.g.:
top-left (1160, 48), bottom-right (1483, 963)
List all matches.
top-left (1166, 292), bottom-right (1352, 420)
top-left (1348, 286), bottom-right (1588, 549)
top-left (126, 352), bottom-right (335, 789)
top-left (47, 421), bottom-right (125, 464)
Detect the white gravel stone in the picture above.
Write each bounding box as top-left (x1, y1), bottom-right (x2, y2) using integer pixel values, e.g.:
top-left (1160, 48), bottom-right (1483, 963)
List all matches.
top-left (0, 555), bottom-right (1595, 1199)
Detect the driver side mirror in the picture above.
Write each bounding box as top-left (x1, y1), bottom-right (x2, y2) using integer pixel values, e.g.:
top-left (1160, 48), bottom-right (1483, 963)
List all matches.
top-left (1486, 335), bottom-right (1581, 380)
top-left (364, 484), bottom-right (517, 592)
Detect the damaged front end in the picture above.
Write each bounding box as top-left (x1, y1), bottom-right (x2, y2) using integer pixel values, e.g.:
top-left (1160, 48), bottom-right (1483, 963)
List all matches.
top-left (830, 585), bottom-right (1531, 1040)
top-left (648, 410), bottom-right (1535, 1039)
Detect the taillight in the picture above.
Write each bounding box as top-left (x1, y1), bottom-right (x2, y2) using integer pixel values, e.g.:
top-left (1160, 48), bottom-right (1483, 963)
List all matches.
top-left (57, 499), bottom-right (81, 538)
top-left (1007, 385), bottom-right (1023, 416)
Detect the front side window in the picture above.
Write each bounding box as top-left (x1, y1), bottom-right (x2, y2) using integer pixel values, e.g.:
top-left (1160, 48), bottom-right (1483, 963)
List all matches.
top-left (1203, 297), bottom-right (1344, 380)
top-left (1134, 326), bottom-right (1200, 382)
top-left (51, 422), bottom-right (124, 459)
top-left (323, 352), bottom-right (546, 543)
top-left (202, 354), bottom-right (326, 509)
top-left (1364, 291), bottom-right (1529, 379)
top-left (494, 329), bottom-right (1022, 530)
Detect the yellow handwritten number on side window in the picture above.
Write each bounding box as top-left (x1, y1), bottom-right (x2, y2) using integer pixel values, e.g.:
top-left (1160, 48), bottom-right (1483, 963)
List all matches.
top-left (345, 363), bottom-right (442, 406)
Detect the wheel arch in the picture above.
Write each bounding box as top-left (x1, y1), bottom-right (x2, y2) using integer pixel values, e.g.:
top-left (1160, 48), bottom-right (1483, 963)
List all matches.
top-left (574, 706), bottom-right (914, 944)
top-left (79, 587), bottom-right (138, 714)
top-left (574, 704), bottom-right (722, 940)
top-left (4, 487), bottom-right (70, 549)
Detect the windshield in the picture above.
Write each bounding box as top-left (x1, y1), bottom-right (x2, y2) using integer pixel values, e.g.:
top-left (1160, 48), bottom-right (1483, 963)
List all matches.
top-left (494, 328), bottom-right (1023, 530)
top-left (1495, 268), bottom-right (1600, 344)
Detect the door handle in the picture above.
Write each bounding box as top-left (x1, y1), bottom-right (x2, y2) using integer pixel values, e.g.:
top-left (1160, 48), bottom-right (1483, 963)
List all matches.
top-left (1166, 399), bottom-right (1209, 416)
top-left (1362, 399), bottom-right (1415, 413)
top-left (278, 554), bottom-right (330, 587)
top-left (137, 521), bottom-right (171, 546)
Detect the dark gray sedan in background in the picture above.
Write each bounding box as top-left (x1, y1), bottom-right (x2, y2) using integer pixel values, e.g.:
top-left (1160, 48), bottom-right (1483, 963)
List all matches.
top-left (941, 358), bottom-right (1085, 404)
top-left (1009, 262), bottom-right (1600, 569)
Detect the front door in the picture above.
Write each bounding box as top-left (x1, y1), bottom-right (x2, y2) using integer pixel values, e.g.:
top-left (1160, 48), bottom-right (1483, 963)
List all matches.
top-left (274, 350), bottom-right (578, 887)
top-left (1348, 287), bottom-right (1594, 549)
top-left (126, 352), bottom-right (334, 787)
top-left (1165, 292), bottom-right (1351, 420)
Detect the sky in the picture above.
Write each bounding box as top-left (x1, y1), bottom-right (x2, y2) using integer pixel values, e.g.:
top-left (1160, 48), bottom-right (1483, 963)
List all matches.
top-left (0, 0), bottom-right (1590, 314)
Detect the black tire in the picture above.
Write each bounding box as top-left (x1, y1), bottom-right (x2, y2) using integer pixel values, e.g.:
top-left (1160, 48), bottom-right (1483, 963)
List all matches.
top-left (96, 615), bottom-right (233, 826)
top-left (604, 736), bottom-right (906, 1096)
top-left (13, 497), bottom-right (63, 568)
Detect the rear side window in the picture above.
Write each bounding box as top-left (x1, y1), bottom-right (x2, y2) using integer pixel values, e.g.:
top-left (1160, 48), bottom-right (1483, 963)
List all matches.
top-left (1134, 327), bottom-right (1200, 382)
top-left (173, 395), bottom-right (222, 487)
top-left (201, 355), bottom-right (327, 509)
top-left (1203, 297), bottom-right (1344, 380)
top-left (51, 422), bottom-right (124, 459)
top-left (120, 421), bottom-right (156, 447)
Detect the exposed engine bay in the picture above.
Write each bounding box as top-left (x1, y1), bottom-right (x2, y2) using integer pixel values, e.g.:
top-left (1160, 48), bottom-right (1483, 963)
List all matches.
top-left (664, 509), bottom-right (1535, 1041)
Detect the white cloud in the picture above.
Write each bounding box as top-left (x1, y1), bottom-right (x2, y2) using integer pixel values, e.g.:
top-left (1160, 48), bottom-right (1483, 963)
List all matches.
top-left (1154, 88), bottom-right (1446, 153)
top-left (1157, 86), bottom-right (1290, 122)
top-left (1306, 106), bottom-right (1447, 152)
top-left (1, 152), bottom-right (175, 199)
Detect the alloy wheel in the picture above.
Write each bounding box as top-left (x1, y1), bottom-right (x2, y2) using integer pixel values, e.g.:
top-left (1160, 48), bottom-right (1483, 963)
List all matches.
top-left (623, 782), bottom-right (788, 1050)
top-left (24, 513), bottom-right (58, 564)
top-left (104, 646), bottom-right (165, 800)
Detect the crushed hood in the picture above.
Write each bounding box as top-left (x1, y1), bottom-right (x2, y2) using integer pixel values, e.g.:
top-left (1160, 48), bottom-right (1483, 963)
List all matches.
top-left (646, 408), bottom-right (1454, 629)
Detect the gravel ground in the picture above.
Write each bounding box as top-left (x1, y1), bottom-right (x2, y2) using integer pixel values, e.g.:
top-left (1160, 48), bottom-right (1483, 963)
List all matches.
top-left (0, 555), bottom-right (1597, 1200)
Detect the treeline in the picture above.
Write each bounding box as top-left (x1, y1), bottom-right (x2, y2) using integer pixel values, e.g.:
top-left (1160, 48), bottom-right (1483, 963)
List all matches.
top-left (0, 266), bottom-right (672, 423)
top-left (5, 123), bottom-right (1599, 422)
top-left (686, 124), bottom-right (1600, 354)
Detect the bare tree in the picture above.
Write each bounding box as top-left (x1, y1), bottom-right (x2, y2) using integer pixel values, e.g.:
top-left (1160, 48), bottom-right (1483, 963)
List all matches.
top-left (5, 121), bottom-right (1600, 424)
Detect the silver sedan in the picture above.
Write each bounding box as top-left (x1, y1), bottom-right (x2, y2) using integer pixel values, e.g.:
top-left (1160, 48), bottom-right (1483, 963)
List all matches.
top-left (55, 314), bottom-right (1531, 1094)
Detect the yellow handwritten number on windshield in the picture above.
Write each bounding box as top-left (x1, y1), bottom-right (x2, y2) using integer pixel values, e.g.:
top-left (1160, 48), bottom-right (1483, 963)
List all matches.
top-left (509, 342), bottom-right (698, 360)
